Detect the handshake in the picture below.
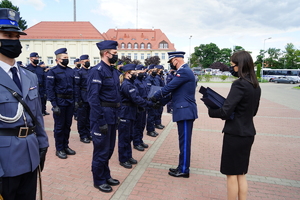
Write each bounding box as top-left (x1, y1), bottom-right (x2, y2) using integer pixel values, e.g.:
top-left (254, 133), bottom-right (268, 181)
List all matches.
top-left (148, 97), bottom-right (161, 109)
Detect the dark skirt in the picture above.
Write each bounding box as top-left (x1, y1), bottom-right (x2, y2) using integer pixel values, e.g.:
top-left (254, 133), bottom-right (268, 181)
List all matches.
top-left (220, 133), bottom-right (255, 175)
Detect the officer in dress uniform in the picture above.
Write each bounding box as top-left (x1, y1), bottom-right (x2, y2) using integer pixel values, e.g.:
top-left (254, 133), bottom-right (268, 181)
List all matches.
top-left (166, 69), bottom-right (176, 113)
top-left (154, 65), bottom-right (165, 130)
top-left (87, 40), bottom-right (121, 193)
top-left (0, 8), bottom-right (49, 199)
top-left (26, 52), bottom-right (49, 116)
top-left (46, 48), bottom-right (76, 159)
top-left (73, 58), bottom-right (80, 120)
top-left (74, 54), bottom-right (91, 143)
top-left (133, 65), bottom-right (149, 151)
top-left (145, 64), bottom-right (160, 137)
top-left (118, 64), bottom-right (154, 168)
top-left (152, 51), bottom-right (198, 178)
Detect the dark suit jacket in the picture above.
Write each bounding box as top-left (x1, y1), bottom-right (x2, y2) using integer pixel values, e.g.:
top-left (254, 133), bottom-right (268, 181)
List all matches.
top-left (209, 78), bottom-right (261, 136)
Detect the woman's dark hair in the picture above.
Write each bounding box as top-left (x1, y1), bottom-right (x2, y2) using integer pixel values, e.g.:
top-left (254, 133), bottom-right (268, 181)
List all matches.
top-left (231, 50), bottom-right (259, 88)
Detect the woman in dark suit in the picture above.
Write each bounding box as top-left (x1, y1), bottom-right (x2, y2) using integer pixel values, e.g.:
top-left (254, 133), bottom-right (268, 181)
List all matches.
top-left (208, 51), bottom-right (261, 200)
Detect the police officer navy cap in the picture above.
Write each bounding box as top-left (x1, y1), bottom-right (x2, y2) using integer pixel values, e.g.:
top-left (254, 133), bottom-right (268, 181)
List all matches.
top-left (96, 40), bottom-right (118, 50)
top-left (168, 51), bottom-right (186, 63)
top-left (155, 65), bottom-right (164, 70)
top-left (0, 8), bottom-right (27, 35)
top-left (148, 64), bottom-right (156, 70)
top-left (30, 52), bottom-right (39, 57)
top-left (74, 58), bottom-right (80, 63)
top-left (39, 61), bottom-right (44, 65)
top-left (136, 65), bottom-right (145, 70)
top-left (80, 54), bottom-right (89, 60)
top-left (122, 64), bottom-right (136, 72)
top-left (17, 61), bottom-right (22, 64)
top-left (54, 48), bottom-right (67, 55)
top-left (117, 61), bottom-right (123, 65)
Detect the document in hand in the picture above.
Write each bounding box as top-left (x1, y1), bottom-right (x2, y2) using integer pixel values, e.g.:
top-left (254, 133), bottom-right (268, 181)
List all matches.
top-left (199, 86), bottom-right (234, 120)
top-left (147, 85), bottom-right (172, 106)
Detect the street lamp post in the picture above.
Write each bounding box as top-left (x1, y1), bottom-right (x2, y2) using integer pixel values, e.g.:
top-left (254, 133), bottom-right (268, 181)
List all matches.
top-left (261, 37), bottom-right (272, 81)
top-left (189, 35), bottom-right (192, 65)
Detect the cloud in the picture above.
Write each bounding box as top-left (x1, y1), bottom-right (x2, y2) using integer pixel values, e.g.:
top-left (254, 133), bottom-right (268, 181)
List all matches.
top-left (92, 0), bottom-right (300, 39)
top-left (11, 0), bottom-right (46, 11)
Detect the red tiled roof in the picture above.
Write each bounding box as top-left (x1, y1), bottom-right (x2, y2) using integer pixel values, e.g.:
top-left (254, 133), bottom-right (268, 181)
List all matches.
top-left (102, 28), bottom-right (176, 50)
top-left (21, 21), bottom-right (105, 40)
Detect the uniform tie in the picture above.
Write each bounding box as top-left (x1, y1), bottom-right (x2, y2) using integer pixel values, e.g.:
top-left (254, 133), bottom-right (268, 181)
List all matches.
top-left (10, 67), bottom-right (22, 92)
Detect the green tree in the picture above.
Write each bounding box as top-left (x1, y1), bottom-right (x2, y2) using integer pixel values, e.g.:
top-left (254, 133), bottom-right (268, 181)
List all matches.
top-left (144, 56), bottom-right (160, 66)
top-left (254, 50), bottom-right (265, 66)
top-left (233, 46), bottom-right (245, 52)
top-left (265, 48), bottom-right (282, 69)
top-left (218, 48), bottom-right (232, 66)
top-left (194, 43), bottom-right (220, 68)
top-left (0, 0), bottom-right (27, 30)
top-left (282, 43), bottom-right (300, 69)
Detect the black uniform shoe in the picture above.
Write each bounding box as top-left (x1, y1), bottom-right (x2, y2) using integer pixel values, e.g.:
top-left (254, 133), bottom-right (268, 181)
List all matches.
top-left (44, 111), bottom-right (50, 115)
top-left (89, 136), bottom-right (93, 141)
top-left (155, 124), bottom-right (164, 129)
top-left (64, 148), bottom-right (76, 155)
top-left (169, 167), bottom-right (179, 173)
top-left (168, 170), bottom-right (190, 178)
top-left (134, 145), bottom-right (144, 151)
top-left (141, 142), bottom-right (149, 148)
top-left (56, 150), bottom-right (67, 159)
top-left (94, 184), bottom-right (112, 193)
top-left (120, 161), bottom-right (132, 169)
top-left (147, 131), bottom-right (157, 137)
top-left (106, 178), bottom-right (120, 186)
top-left (128, 157), bottom-right (137, 164)
top-left (153, 131), bottom-right (159, 136)
top-left (80, 138), bottom-right (90, 143)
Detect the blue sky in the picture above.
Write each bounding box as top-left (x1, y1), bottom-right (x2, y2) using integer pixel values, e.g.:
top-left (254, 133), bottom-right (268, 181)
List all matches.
top-left (13, 0), bottom-right (300, 62)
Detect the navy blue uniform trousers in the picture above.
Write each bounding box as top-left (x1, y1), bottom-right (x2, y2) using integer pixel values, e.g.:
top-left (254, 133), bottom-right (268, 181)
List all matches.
top-left (92, 124), bottom-right (117, 185)
top-left (118, 119), bottom-right (133, 163)
top-left (177, 119), bottom-right (194, 174)
top-left (77, 102), bottom-right (91, 139)
top-left (146, 108), bottom-right (155, 132)
top-left (53, 105), bottom-right (74, 151)
top-left (133, 110), bottom-right (146, 146)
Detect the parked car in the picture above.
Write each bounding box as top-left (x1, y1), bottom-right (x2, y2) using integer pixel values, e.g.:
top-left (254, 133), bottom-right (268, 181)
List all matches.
top-left (273, 77), bottom-right (297, 84)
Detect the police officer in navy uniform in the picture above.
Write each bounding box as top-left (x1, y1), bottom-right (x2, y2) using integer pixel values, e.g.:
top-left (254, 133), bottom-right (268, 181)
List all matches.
top-left (26, 52), bottom-right (49, 116)
top-left (0, 8), bottom-right (49, 199)
top-left (75, 54), bottom-right (91, 143)
top-left (47, 48), bottom-right (76, 159)
top-left (166, 69), bottom-right (176, 113)
top-left (87, 40), bottom-right (121, 193)
top-left (145, 64), bottom-right (160, 137)
top-left (133, 65), bottom-right (149, 151)
top-left (152, 51), bottom-right (198, 178)
top-left (154, 65), bottom-right (165, 130)
top-left (73, 58), bottom-right (80, 120)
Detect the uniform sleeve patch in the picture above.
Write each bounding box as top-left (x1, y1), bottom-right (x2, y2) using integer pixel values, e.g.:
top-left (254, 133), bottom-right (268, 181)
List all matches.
top-left (92, 79), bottom-right (101, 83)
top-left (75, 76), bottom-right (80, 79)
top-left (47, 76), bottom-right (54, 79)
top-left (147, 83), bottom-right (152, 85)
top-left (129, 88), bottom-right (135, 93)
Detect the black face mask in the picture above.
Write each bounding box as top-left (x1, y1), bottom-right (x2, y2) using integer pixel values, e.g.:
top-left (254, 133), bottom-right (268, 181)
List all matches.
top-left (159, 71), bottom-right (164, 75)
top-left (130, 74), bottom-right (136, 81)
top-left (229, 66), bottom-right (239, 77)
top-left (0, 39), bottom-right (22, 58)
top-left (137, 72), bottom-right (144, 79)
top-left (84, 61), bottom-right (90, 68)
top-left (76, 63), bottom-right (81, 68)
top-left (170, 62), bottom-right (177, 70)
top-left (151, 71), bottom-right (157, 76)
top-left (33, 59), bottom-right (39, 65)
top-left (61, 59), bottom-right (69, 67)
top-left (108, 54), bottom-right (118, 64)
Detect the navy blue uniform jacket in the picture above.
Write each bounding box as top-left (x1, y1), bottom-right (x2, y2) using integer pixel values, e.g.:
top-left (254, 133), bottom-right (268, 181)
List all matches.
top-left (154, 64), bottom-right (198, 122)
top-left (74, 67), bottom-right (89, 103)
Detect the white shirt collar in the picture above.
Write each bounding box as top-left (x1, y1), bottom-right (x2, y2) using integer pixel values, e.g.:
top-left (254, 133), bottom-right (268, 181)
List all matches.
top-left (0, 60), bottom-right (19, 78)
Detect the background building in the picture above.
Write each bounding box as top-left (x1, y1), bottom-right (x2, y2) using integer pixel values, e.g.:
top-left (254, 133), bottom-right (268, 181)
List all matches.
top-left (19, 22), bottom-right (176, 68)
top-left (19, 21), bottom-right (105, 67)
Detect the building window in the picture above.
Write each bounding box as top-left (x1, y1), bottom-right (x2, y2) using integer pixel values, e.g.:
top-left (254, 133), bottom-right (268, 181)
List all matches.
top-left (161, 53), bottom-right (165, 60)
top-left (121, 53), bottom-right (125, 58)
top-left (128, 53), bottom-right (131, 59)
top-left (147, 53), bottom-right (151, 58)
top-left (70, 57), bottom-right (76, 65)
top-left (134, 53), bottom-right (138, 60)
top-left (141, 53), bottom-right (144, 60)
top-left (134, 43), bottom-right (138, 49)
top-left (159, 41), bottom-right (169, 49)
top-left (26, 57), bottom-right (30, 65)
top-left (47, 57), bottom-right (53, 65)
top-left (155, 53), bottom-right (158, 57)
top-left (128, 43), bottom-right (132, 49)
top-left (141, 43), bottom-right (145, 49)
top-left (147, 43), bottom-right (151, 49)
top-left (121, 43), bottom-right (125, 49)
top-left (26, 44), bottom-right (29, 51)
top-left (94, 57), bottom-right (100, 65)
